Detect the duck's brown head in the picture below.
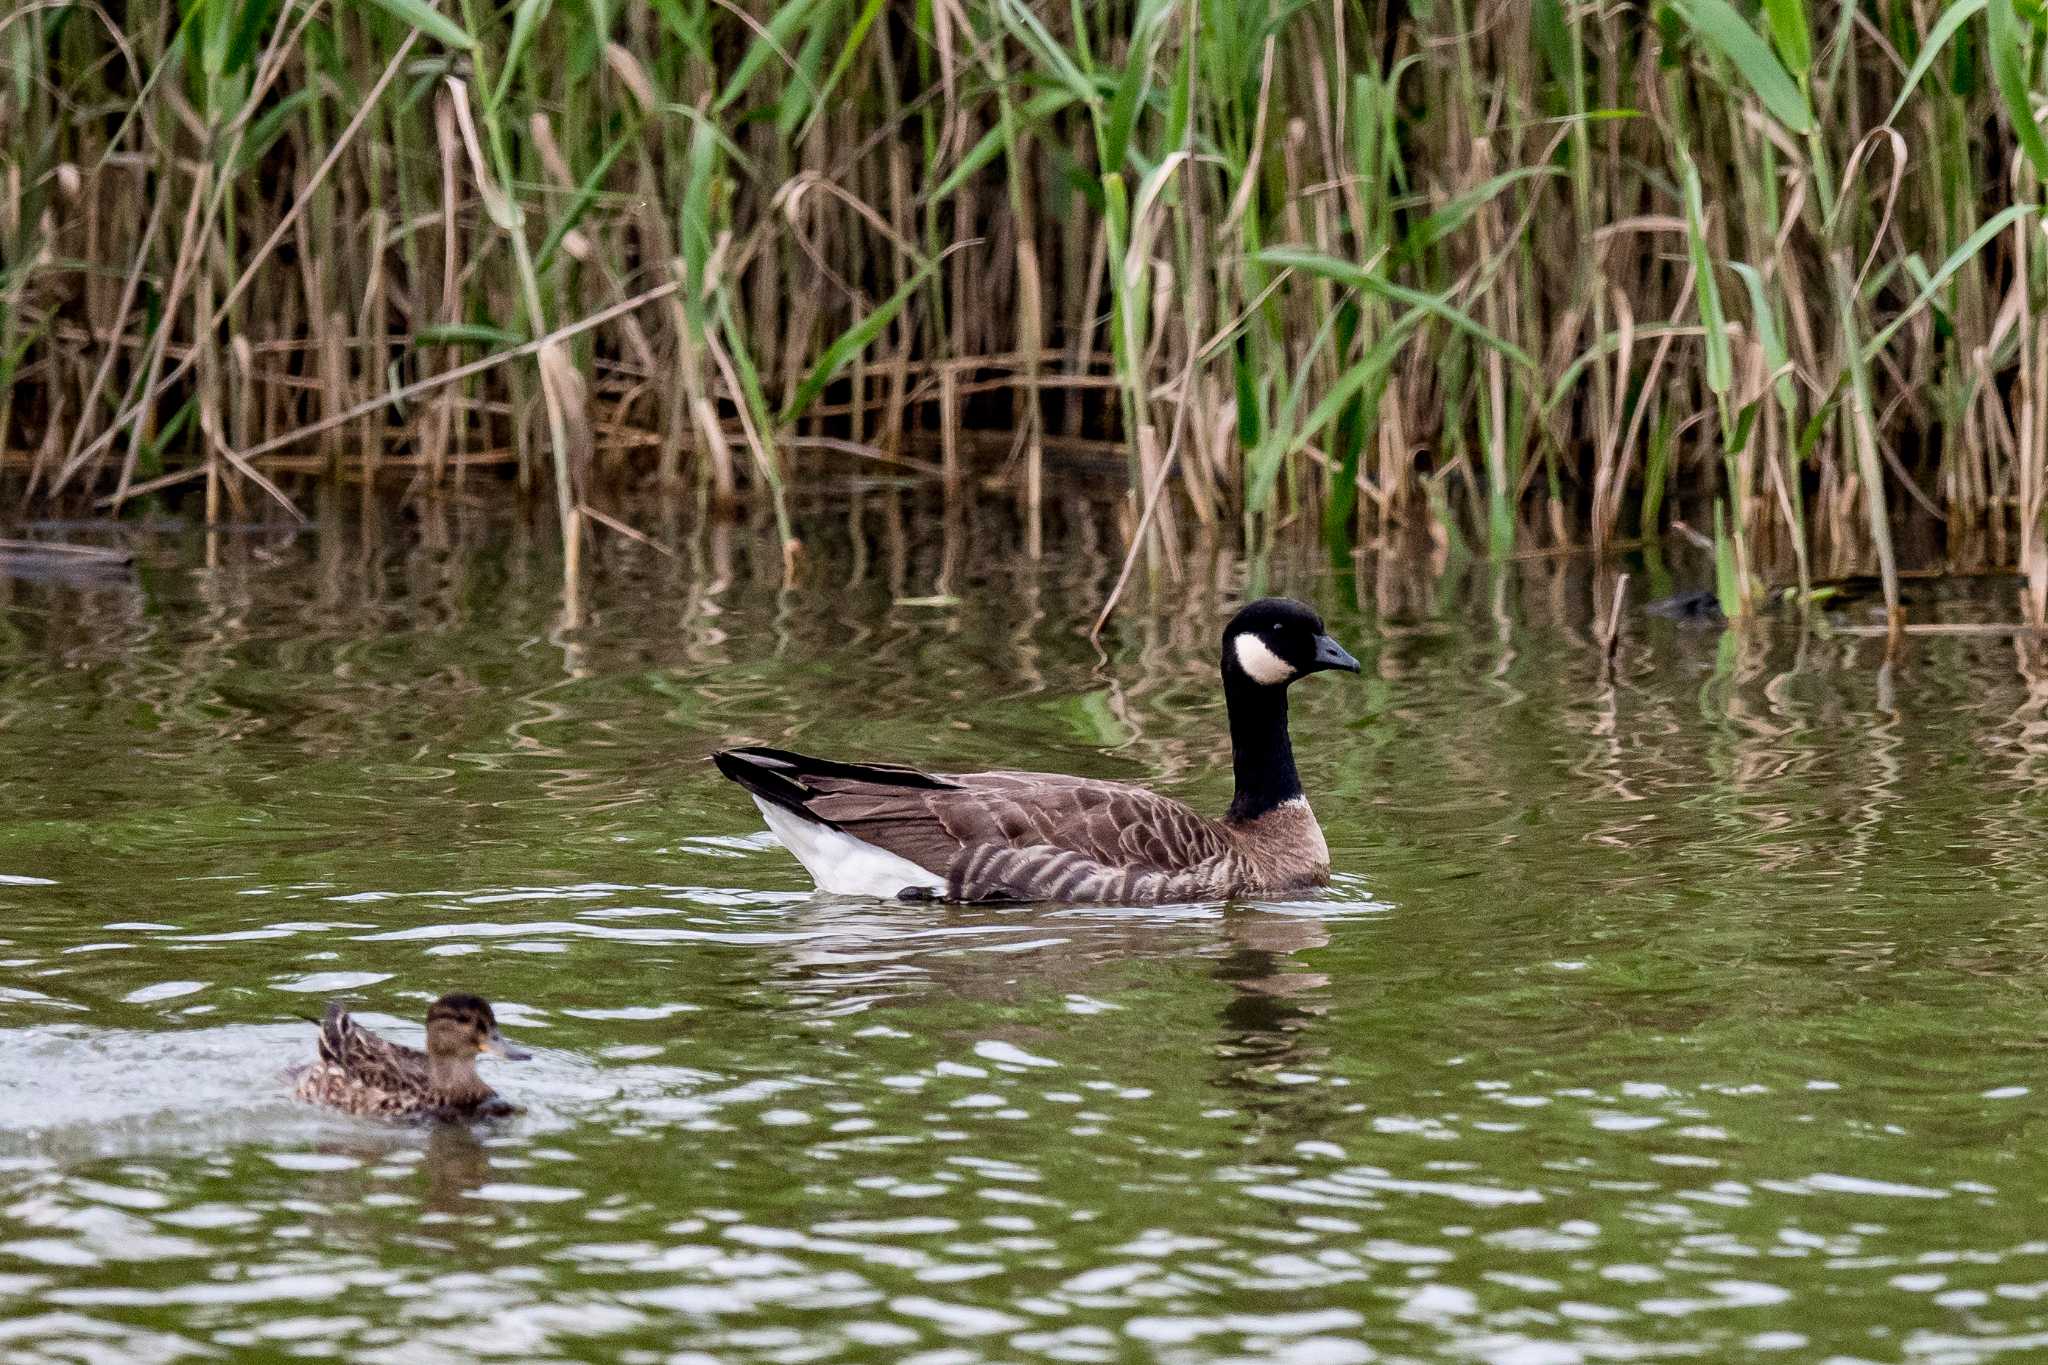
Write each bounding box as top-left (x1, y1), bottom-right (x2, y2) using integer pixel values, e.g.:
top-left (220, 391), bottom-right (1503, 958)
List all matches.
top-left (425, 993), bottom-right (531, 1061)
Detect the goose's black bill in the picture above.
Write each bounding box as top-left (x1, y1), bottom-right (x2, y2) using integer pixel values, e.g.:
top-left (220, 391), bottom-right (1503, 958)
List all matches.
top-left (1311, 634), bottom-right (1360, 674)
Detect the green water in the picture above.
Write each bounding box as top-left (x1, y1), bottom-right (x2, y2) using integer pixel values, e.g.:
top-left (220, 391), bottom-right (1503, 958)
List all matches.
top-left (5, 506), bottom-right (2048, 1364)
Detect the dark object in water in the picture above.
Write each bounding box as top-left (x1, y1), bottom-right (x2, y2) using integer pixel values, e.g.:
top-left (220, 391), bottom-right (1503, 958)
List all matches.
top-left (0, 539), bottom-right (135, 587)
top-left (1644, 589), bottom-right (1725, 624)
top-left (1806, 574), bottom-right (1934, 609)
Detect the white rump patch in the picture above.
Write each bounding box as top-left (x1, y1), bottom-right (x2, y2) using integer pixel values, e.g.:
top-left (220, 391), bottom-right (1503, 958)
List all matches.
top-left (1233, 632), bottom-right (1296, 685)
top-left (753, 798), bottom-right (946, 898)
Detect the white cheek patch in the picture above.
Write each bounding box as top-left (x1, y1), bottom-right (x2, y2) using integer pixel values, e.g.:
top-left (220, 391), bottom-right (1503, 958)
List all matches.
top-left (1233, 632), bottom-right (1296, 685)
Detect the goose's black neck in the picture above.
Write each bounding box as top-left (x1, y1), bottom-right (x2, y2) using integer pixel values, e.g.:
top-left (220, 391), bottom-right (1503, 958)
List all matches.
top-left (1223, 674), bottom-right (1301, 823)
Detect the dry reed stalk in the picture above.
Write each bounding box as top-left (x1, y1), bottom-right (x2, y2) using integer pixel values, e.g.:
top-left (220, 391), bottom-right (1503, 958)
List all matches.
top-left (96, 279), bottom-right (686, 504)
top-left (197, 253), bottom-right (223, 526)
top-left (59, 28), bottom-right (423, 493)
top-left (48, 183), bottom-right (166, 500)
top-left (422, 87), bottom-right (463, 486)
top-left (1016, 227), bottom-right (1045, 557)
top-left (106, 157), bottom-right (212, 508)
top-left (2024, 309), bottom-right (2047, 629)
top-left (581, 502), bottom-right (680, 559)
top-left (319, 311), bottom-right (347, 474)
top-left (1588, 285), bottom-right (1637, 547)
top-left (537, 339), bottom-right (592, 592)
top-left (938, 362), bottom-right (963, 493)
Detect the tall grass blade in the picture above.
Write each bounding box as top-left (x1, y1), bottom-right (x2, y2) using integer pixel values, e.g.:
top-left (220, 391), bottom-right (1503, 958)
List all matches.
top-left (779, 256), bottom-right (942, 427)
top-left (1256, 247), bottom-right (1535, 369)
top-left (1987, 0), bottom-right (2048, 179)
top-left (1889, 0), bottom-right (1987, 124)
top-left (1680, 158), bottom-right (1732, 396)
top-left (364, 0), bottom-right (473, 50)
top-left (1669, 0), bottom-right (1814, 132)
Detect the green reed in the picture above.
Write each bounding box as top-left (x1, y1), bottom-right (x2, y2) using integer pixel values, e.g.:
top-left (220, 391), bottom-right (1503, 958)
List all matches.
top-left (2, 0), bottom-right (2044, 622)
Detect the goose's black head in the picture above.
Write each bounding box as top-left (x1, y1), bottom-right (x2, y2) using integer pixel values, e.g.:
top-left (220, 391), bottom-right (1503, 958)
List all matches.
top-left (1217, 599), bottom-right (1357, 823)
top-left (1220, 598), bottom-right (1360, 690)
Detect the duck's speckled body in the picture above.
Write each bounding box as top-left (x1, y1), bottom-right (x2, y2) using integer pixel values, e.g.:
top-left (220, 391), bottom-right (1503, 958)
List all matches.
top-left (289, 993), bottom-right (528, 1121)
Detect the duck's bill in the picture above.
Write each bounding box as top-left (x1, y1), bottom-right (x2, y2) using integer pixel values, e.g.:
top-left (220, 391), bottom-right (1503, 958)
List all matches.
top-left (1311, 634), bottom-right (1361, 673)
top-left (482, 1030), bottom-right (532, 1061)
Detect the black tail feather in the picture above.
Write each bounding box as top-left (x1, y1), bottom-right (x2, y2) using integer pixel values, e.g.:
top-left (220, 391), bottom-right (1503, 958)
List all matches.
top-left (712, 748), bottom-right (829, 822)
top-left (713, 746), bottom-right (954, 825)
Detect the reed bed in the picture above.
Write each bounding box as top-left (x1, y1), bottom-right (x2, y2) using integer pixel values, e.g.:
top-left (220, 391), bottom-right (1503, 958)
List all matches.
top-left (2, 0), bottom-right (2044, 629)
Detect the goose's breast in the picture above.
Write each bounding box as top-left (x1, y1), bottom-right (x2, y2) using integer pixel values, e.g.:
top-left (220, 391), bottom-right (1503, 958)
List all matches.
top-left (1229, 798), bottom-right (1332, 890)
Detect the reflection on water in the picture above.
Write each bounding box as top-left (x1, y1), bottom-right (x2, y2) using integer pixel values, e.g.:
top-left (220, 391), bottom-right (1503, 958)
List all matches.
top-left (1214, 910), bottom-right (1332, 1090)
top-left (5, 496), bottom-right (2048, 1360)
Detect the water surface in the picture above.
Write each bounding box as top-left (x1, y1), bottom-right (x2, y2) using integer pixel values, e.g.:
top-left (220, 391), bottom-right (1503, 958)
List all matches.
top-left (4, 502), bottom-right (2048, 1363)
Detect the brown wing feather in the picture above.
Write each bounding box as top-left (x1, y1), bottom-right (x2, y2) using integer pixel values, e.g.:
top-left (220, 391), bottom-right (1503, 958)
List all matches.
top-left (802, 771), bottom-right (1194, 863)
top-left (716, 747), bottom-right (1287, 903)
top-left (811, 771), bottom-right (1237, 901)
top-left (314, 1003), bottom-right (428, 1092)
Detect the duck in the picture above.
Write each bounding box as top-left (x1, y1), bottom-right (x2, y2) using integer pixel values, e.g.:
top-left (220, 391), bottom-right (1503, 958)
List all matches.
top-left (714, 596), bottom-right (1360, 904)
top-left (289, 993), bottom-right (529, 1121)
